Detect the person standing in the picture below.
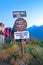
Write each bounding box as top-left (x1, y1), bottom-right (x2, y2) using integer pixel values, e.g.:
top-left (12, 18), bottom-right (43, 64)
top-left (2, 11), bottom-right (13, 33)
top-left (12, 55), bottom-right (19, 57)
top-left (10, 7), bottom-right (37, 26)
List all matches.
top-left (0, 23), bottom-right (5, 44)
top-left (1, 23), bottom-right (5, 44)
top-left (4, 28), bottom-right (10, 43)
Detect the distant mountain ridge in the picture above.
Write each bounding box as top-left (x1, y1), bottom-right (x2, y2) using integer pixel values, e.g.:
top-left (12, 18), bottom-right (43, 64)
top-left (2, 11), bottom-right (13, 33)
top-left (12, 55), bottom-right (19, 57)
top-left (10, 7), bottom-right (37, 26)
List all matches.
top-left (26, 25), bottom-right (43, 40)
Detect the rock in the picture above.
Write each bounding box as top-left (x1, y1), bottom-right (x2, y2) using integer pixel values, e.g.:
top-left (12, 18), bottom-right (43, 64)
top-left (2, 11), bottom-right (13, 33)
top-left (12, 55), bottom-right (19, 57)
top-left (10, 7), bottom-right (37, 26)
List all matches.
top-left (19, 60), bottom-right (25, 65)
top-left (10, 58), bottom-right (14, 64)
top-left (0, 60), bottom-right (10, 65)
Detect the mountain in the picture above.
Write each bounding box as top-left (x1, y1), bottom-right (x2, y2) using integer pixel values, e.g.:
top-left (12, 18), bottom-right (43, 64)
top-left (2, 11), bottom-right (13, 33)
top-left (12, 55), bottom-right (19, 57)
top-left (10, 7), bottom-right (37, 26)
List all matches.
top-left (26, 25), bottom-right (43, 40)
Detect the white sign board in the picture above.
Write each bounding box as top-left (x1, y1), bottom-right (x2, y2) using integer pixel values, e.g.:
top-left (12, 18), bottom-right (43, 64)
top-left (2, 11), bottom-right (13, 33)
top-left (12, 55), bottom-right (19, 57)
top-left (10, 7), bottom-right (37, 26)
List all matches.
top-left (14, 31), bottom-right (29, 39)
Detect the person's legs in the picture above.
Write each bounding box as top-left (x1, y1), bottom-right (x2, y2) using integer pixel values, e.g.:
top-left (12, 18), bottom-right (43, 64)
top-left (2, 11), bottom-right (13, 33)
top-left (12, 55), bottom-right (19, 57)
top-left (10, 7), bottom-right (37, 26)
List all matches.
top-left (0, 35), bottom-right (2, 44)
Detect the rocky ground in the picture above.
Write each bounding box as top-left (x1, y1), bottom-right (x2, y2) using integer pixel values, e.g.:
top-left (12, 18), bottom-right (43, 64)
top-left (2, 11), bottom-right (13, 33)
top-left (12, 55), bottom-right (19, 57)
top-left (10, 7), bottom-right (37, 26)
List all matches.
top-left (0, 60), bottom-right (10, 65)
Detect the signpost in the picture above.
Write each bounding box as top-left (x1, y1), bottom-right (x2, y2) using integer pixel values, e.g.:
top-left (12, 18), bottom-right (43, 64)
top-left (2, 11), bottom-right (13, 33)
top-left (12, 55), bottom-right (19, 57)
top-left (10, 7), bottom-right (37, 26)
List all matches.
top-left (12, 11), bottom-right (28, 57)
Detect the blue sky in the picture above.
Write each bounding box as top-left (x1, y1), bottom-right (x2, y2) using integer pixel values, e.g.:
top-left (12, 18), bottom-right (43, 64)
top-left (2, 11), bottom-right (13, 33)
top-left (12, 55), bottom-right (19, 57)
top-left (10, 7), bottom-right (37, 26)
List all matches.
top-left (0, 0), bottom-right (43, 28)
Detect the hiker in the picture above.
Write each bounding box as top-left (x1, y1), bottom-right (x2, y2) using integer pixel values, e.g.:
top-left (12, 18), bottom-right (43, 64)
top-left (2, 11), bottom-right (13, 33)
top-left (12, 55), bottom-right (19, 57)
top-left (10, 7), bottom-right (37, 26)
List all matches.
top-left (4, 28), bottom-right (10, 43)
top-left (0, 23), bottom-right (5, 44)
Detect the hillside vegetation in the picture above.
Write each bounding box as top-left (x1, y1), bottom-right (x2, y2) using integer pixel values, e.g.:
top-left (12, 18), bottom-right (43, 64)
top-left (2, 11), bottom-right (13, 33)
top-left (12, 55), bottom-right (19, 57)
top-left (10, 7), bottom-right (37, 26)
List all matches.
top-left (0, 39), bottom-right (43, 65)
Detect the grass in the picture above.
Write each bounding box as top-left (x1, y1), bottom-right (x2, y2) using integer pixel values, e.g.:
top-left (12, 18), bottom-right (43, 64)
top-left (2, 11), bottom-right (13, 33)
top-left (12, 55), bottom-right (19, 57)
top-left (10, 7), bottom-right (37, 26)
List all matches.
top-left (0, 39), bottom-right (43, 65)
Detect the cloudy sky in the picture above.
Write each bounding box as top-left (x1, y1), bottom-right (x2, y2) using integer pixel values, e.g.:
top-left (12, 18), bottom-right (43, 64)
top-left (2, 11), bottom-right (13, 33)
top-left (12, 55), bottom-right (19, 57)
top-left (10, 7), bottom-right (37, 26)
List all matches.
top-left (0, 0), bottom-right (43, 28)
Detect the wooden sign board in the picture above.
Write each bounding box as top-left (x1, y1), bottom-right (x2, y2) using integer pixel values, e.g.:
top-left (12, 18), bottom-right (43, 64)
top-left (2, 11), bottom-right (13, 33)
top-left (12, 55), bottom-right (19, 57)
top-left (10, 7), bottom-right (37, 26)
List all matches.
top-left (12, 11), bottom-right (26, 18)
top-left (14, 18), bottom-right (27, 31)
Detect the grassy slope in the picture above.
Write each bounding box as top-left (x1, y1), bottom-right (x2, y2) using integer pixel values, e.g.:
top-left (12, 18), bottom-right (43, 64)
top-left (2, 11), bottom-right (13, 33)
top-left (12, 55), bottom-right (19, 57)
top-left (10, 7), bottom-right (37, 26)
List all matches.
top-left (0, 39), bottom-right (43, 65)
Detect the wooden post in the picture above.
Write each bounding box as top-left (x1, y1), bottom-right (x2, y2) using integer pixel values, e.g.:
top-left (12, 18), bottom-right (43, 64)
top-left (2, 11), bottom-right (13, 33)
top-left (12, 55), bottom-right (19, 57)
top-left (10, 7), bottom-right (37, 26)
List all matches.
top-left (21, 39), bottom-right (25, 58)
